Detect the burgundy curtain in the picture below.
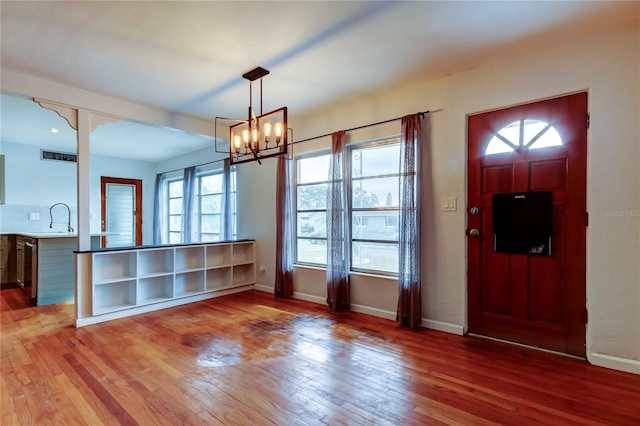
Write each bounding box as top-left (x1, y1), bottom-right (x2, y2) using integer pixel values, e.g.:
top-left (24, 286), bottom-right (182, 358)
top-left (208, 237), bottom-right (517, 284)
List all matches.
top-left (397, 113), bottom-right (423, 328)
top-left (326, 130), bottom-right (350, 311)
top-left (275, 156), bottom-right (294, 298)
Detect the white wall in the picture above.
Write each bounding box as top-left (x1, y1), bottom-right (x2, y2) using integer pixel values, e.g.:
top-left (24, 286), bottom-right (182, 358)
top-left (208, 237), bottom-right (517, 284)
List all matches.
top-left (0, 141), bottom-right (157, 243)
top-left (247, 22), bottom-right (640, 372)
top-left (0, 141), bottom-right (77, 232)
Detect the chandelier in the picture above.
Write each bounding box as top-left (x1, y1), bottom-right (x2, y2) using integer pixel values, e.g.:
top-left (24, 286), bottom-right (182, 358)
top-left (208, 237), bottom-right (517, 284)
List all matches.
top-left (224, 67), bottom-right (288, 165)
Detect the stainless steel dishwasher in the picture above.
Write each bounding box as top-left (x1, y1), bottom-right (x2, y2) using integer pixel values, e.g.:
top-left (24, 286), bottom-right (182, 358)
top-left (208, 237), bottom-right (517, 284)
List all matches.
top-left (16, 237), bottom-right (37, 299)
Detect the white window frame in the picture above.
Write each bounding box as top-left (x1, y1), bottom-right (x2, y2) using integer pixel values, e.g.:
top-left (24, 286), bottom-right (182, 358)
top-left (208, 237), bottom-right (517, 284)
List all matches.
top-left (165, 167), bottom-right (237, 243)
top-left (294, 137), bottom-right (402, 276)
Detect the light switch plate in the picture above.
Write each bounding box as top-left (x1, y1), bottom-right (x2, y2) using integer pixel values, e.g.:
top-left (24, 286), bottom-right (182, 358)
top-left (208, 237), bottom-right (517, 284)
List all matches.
top-left (442, 197), bottom-right (457, 212)
top-left (29, 212), bottom-right (40, 220)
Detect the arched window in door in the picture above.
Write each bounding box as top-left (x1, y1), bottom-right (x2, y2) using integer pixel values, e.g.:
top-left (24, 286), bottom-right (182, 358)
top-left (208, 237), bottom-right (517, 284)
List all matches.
top-left (485, 119), bottom-right (562, 155)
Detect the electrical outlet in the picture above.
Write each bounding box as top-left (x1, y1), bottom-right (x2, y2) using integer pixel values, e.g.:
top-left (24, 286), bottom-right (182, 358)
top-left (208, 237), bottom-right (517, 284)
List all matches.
top-left (29, 212), bottom-right (40, 220)
top-left (259, 265), bottom-right (266, 274)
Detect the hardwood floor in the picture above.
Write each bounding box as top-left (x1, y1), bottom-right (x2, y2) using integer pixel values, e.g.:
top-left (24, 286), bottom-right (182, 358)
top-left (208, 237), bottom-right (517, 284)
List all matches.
top-left (1, 288), bottom-right (639, 425)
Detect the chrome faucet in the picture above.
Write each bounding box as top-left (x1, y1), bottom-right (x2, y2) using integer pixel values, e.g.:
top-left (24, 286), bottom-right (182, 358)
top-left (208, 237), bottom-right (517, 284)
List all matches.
top-left (49, 203), bottom-right (74, 233)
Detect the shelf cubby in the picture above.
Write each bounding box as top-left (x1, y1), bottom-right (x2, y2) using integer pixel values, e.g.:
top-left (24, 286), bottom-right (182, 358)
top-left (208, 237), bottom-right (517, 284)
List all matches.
top-left (206, 267), bottom-right (232, 291)
top-left (233, 263), bottom-right (255, 286)
top-left (138, 248), bottom-right (174, 277)
top-left (175, 246), bottom-right (205, 272)
top-left (232, 242), bottom-right (255, 265)
top-left (175, 270), bottom-right (205, 297)
top-left (93, 279), bottom-right (136, 315)
top-left (138, 275), bottom-right (173, 304)
top-left (93, 251), bottom-right (136, 283)
top-left (206, 244), bottom-right (232, 267)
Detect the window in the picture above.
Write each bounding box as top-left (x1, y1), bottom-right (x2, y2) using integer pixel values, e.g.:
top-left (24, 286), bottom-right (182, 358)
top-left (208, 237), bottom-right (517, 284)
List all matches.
top-left (166, 168), bottom-right (236, 243)
top-left (294, 138), bottom-right (402, 275)
top-left (295, 153), bottom-right (330, 264)
top-left (351, 141), bottom-right (400, 274)
top-left (168, 179), bottom-right (183, 244)
top-left (486, 119), bottom-right (562, 155)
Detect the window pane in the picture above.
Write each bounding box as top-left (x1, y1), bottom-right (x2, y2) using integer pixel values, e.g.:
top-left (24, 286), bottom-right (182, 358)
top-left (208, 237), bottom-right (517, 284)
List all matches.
top-left (201, 174), bottom-right (222, 195)
top-left (169, 215), bottom-right (182, 231)
top-left (297, 239), bottom-right (326, 265)
top-left (352, 144), bottom-right (400, 178)
top-left (201, 194), bottom-right (222, 213)
top-left (486, 136), bottom-right (515, 155)
top-left (298, 155), bottom-right (331, 184)
top-left (169, 232), bottom-right (182, 244)
top-left (352, 241), bottom-right (398, 273)
top-left (298, 212), bottom-right (326, 237)
top-left (200, 233), bottom-right (220, 243)
top-left (169, 180), bottom-right (183, 197)
top-left (297, 183), bottom-right (327, 210)
top-left (352, 211), bottom-right (398, 241)
top-left (529, 126), bottom-right (562, 150)
top-left (201, 214), bottom-right (221, 233)
top-left (352, 177), bottom-right (399, 208)
top-left (169, 198), bottom-right (182, 214)
top-left (497, 121), bottom-right (520, 145)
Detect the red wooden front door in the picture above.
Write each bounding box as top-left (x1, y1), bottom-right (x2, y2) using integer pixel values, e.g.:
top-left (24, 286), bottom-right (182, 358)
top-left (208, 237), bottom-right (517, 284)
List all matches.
top-left (467, 93), bottom-right (588, 357)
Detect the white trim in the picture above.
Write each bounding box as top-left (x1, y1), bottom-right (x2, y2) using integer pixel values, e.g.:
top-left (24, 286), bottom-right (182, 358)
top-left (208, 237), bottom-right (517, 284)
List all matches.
top-left (292, 291), bottom-right (325, 305)
top-left (422, 318), bottom-right (465, 335)
top-left (351, 303), bottom-right (396, 320)
top-left (75, 285), bottom-right (253, 327)
top-left (254, 283), bottom-right (273, 293)
top-left (589, 352), bottom-right (640, 375)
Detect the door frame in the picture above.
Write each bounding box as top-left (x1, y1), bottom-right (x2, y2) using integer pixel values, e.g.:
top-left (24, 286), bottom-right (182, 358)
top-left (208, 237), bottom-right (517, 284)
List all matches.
top-left (100, 177), bottom-right (143, 247)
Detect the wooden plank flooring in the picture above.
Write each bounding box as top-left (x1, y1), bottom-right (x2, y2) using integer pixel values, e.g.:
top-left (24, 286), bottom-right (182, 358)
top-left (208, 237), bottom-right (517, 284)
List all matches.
top-left (1, 288), bottom-right (639, 425)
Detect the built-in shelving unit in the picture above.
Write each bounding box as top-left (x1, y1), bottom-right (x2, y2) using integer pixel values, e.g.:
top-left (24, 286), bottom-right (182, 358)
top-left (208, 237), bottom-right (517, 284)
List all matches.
top-left (90, 241), bottom-right (255, 316)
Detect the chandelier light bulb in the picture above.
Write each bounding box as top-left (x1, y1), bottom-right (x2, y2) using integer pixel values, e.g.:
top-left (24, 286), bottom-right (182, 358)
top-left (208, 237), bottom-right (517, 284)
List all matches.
top-left (275, 122), bottom-right (283, 145)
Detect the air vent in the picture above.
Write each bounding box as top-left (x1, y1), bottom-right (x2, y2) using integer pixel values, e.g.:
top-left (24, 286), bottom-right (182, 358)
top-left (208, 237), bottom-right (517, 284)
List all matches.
top-left (41, 150), bottom-right (77, 163)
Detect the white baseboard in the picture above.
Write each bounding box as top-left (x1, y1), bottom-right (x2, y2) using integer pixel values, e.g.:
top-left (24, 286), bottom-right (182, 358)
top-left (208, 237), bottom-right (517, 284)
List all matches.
top-left (351, 303), bottom-right (396, 320)
top-left (589, 352), bottom-right (640, 375)
top-left (292, 291), bottom-right (325, 305)
top-left (75, 285), bottom-right (254, 327)
top-left (254, 283), bottom-right (273, 293)
top-left (291, 291), bottom-right (463, 335)
top-left (422, 318), bottom-right (465, 336)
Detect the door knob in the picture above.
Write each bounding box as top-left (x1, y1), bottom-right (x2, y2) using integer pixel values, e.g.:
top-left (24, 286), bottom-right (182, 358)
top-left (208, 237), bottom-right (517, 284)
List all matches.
top-left (470, 207), bottom-right (480, 215)
top-left (468, 228), bottom-right (480, 237)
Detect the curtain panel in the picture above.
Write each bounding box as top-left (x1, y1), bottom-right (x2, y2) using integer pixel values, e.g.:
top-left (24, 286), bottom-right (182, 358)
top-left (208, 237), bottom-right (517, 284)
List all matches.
top-left (221, 159), bottom-right (233, 241)
top-left (275, 156), bottom-right (294, 298)
top-left (182, 166), bottom-right (196, 244)
top-left (153, 173), bottom-right (165, 245)
top-left (326, 130), bottom-right (351, 311)
top-left (397, 113), bottom-right (424, 328)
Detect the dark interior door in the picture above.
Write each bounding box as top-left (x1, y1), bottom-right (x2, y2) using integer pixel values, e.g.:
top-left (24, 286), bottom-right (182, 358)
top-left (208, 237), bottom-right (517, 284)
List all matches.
top-left (467, 93), bottom-right (588, 357)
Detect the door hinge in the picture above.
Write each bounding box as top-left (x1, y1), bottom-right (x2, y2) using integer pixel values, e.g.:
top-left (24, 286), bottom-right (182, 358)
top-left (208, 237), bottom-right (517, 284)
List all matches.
top-left (585, 212), bottom-right (589, 226)
top-left (586, 113), bottom-right (590, 129)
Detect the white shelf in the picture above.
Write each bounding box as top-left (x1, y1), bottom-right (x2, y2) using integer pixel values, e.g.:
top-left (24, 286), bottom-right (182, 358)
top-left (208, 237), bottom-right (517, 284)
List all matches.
top-left (175, 270), bottom-right (205, 297)
top-left (206, 266), bottom-right (232, 291)
top-left (206, 244), bottom-right (232, 268)
top-left (232, 242), bottom-right (255, 265)
top-left (138, 248), bottom-right (174, 277)
top-left (138, 275), bottom-right (173, 304)
top-left (90, 241), bottom-right (254, 317)
top-left (93, 251), bottom-right (136, 284)
top-left (233, 263), bottom-right (255, 286)
top-left (175, 246), bottom-right (205, 272)
top-left (93, 279), bottom-right (136, 314)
